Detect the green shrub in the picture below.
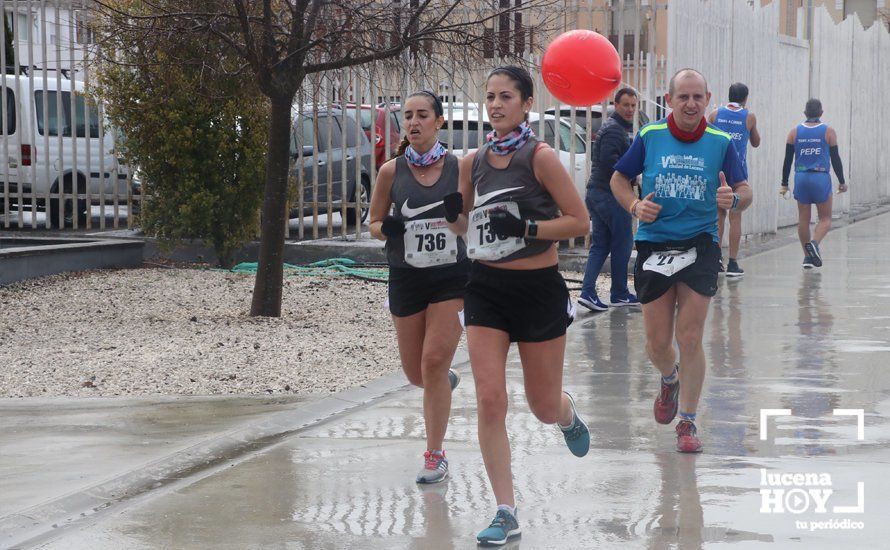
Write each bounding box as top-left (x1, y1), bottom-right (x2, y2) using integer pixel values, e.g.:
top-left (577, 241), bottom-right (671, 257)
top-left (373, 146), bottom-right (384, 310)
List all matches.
top-left (95, 7), bottom-right (268, 268)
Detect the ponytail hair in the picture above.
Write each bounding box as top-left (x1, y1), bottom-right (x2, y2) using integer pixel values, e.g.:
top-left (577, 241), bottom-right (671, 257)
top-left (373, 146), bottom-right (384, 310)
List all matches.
top-left (396, 136), bottom-right (410, 157)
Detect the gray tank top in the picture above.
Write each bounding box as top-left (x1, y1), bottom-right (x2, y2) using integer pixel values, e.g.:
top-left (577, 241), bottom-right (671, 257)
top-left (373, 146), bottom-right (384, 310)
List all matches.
top-left (471, 136), bottom-right (559, 262)
top-left (385, 154), bottom-right (467, 268)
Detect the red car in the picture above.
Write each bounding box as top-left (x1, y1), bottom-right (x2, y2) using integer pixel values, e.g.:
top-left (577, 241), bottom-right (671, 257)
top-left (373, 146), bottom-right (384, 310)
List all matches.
top-left (343, 104), bottom-right (401, 167)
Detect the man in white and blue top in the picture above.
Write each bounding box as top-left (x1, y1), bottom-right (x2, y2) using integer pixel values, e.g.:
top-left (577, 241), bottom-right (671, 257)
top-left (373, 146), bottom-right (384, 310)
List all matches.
top-left (708, 82), bottom-right (760, 277)
top-left (780, 98), bottom-right (848, 268)
top-left (610, 69), bottom-right (752, 454)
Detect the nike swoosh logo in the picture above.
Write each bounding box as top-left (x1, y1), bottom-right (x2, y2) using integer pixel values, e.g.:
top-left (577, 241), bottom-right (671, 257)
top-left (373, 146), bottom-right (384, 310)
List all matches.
top-left (401, 199), bottom-right (444, 219)
top-left (473, 186), bottom-right (523, 206)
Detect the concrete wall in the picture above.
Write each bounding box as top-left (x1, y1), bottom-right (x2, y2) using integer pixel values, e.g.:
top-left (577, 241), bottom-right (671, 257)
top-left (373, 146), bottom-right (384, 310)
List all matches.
top-left (669, 0), bottom-right (890, 233)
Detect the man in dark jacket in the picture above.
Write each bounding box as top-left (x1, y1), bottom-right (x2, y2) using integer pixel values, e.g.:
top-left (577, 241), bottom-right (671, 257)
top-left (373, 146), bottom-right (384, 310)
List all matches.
top-left (578, 87), bottom-right (641, 311)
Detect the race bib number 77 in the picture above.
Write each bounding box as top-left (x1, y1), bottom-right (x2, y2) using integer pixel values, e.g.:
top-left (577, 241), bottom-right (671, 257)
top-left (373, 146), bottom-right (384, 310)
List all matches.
top-left (642, 248), bottom-right (697, 277)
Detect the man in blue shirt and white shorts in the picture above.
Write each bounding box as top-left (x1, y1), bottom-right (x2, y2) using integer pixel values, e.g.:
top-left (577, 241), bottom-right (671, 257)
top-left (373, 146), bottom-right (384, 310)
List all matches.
top-left (610, 69), bottom-right (752, 453)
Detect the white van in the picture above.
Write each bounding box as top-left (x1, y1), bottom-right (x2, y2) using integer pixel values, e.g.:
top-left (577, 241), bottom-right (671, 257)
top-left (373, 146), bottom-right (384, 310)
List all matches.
top-left (0, 72), bottom-right (124, 227)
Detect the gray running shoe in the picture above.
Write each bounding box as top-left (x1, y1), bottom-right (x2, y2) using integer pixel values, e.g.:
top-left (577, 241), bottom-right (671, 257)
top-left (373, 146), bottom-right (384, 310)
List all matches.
top-left (416, 450), bottom-right (448, 484)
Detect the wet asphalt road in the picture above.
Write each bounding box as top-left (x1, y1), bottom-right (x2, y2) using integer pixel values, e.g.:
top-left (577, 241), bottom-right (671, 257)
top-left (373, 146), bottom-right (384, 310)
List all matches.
top-left (15, 214), bottom-right (890, 549)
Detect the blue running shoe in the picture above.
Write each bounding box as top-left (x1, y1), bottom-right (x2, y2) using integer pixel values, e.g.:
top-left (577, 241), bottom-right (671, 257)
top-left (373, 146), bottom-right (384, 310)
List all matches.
top-left (610, 293), bottom-right (641, 307)
top-left (476, 508), bottom-right (520, 546)
top-left (578, 293), bottom-right (608, 312)
top-left (802, 255), bottom-right (815, 269)
top-left (559, 391), bottom-right (590, 458)
top-left (805, 240), bottom-right (822, 267)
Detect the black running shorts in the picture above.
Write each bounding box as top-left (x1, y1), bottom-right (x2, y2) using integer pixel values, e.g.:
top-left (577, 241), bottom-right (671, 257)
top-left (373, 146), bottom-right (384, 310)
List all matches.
top-left (633, 234), bottom-right (722, 304)
top-left (463, 262), bottom-right (573, 343)
top-left (388, 261), bottom-right (470, 317)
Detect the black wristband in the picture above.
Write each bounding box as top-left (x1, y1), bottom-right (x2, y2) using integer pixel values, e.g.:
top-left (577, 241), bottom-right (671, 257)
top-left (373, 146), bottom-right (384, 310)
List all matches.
top-left (380, 215), bottom-right (406, 238)
top-left (443, 192), bottom-right (463, 223)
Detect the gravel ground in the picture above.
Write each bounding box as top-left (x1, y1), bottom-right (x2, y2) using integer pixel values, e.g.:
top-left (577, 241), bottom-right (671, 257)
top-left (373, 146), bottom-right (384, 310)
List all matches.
top-left (0, 266), bottom-right (616, 398)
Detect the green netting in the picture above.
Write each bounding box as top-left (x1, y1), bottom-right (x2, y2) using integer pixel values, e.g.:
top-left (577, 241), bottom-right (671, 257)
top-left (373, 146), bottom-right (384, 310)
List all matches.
top-left (228, 258), bottom-right (389, 282)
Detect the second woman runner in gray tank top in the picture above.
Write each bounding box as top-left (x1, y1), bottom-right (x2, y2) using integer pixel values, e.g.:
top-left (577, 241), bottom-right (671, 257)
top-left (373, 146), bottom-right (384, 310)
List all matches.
top-left (386, 153), bottom-right (467, 268)
top-left (368, 90), bottom-right (469, 488)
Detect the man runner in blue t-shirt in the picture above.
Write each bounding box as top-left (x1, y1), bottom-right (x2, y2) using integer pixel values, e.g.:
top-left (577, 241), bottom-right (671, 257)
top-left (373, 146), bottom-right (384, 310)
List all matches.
top-left (708, 82), bottom-right (760, 277)
top-left (611, 69), bottom-right (752, 453)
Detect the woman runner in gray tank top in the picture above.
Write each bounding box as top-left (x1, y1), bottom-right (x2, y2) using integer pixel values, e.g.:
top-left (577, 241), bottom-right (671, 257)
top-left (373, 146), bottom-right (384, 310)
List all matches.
top-left (368, 90), bottom-right (469, 486)
top-left (441, 66), bottom-right (592, 546)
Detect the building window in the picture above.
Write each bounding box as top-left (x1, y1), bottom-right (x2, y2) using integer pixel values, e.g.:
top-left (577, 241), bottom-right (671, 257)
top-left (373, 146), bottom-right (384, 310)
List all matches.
top-left (514, 0), bottom-right (524, 54)
top-left (75, 11), bottom-right (95, 45)
top-left (4, 10), bottom-right (32, 42)
top-left (786, 0), bottom-right (800, 36)
top-left (483, 26), bottom-right (494, 59)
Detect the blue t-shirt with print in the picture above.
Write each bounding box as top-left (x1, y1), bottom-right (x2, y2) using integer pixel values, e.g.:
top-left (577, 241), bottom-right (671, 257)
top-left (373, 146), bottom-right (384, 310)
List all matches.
top-left (614, 119), bottom-right (747, 243)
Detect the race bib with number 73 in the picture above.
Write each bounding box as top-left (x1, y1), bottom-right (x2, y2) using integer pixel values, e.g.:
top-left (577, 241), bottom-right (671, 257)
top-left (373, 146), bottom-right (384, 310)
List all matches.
top-left (403, 217), bottom-right (459, 268)
top-left (642, 248), bottom-right (697, 277)
top-left (466, 201), bottom-right (526, 261)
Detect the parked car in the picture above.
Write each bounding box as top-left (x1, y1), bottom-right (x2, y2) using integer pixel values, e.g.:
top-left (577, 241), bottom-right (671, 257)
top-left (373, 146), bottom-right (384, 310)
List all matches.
top-left (545, 105), bottom-right (650, 141)
top-left (438, 108), bottom-right (589, 197)
top-left (0, 73), bottom-right (127, 227)
top-left (291, 107), bottom-right (372, 224)
top-left (342, 103), bottom-right (401, 167)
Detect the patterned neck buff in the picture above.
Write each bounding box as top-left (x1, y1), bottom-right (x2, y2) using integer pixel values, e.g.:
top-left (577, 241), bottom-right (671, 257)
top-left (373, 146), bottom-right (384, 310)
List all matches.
top-left (405, 141), bottom-right (447, 167)
top-left (486, 122), bottom-right (534, 156)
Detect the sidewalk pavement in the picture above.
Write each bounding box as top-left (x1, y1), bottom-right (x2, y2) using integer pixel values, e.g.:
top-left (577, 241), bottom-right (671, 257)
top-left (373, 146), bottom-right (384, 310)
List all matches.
top-left (4, 214), bottom-right (890, 549)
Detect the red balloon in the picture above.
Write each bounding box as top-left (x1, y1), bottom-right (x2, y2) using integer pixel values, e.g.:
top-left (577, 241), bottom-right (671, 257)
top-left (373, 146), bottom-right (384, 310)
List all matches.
top-left (542, 30), bottom-right (622, 107)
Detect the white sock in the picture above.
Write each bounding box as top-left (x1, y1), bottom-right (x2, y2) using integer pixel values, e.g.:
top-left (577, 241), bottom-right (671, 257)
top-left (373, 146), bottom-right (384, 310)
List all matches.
top-left (558, 393), bottom-right (575, 430)
top-left (558, 414), bottom-right (575, 430)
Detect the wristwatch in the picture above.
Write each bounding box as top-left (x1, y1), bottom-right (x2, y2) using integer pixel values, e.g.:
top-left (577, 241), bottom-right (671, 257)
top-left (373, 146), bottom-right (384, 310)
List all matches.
top-left (731, 193), bottom-right (740, 210)
top-left (526, 220), bottom-right (539, 238)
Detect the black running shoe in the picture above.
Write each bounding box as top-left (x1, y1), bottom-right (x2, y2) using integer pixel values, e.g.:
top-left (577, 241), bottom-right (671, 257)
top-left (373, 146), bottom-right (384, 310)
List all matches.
top-left (726, 259), bottom-right (744, 278)
top-left (804, 241), bottom-right (822, 267)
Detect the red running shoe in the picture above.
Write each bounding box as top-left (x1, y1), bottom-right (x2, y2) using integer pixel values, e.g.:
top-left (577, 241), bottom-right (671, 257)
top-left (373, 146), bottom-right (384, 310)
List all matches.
top-left (676, 420), bottom-right (703, 453)
top-left (654, 376), bottom-right (680, 424)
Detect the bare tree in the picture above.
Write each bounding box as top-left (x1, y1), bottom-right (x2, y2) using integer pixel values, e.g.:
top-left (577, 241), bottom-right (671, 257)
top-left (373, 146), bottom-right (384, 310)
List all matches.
top-left (96, 0), bottom-right (556, 316)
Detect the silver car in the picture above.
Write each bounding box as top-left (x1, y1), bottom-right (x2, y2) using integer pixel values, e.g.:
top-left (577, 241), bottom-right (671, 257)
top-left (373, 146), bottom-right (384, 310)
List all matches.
top-left (291, 107), bottom-right (372, 224)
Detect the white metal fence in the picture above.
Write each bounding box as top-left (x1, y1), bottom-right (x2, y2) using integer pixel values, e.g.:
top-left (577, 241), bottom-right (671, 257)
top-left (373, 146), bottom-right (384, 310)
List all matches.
top-left (1, 0), bottom-right (136, 231)
top-left (288, 52), bottom-right (669, 243)
top-left (5, 0), bottom-right (885, 241)
top-left (668, 0), bottom-right (890, 234)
